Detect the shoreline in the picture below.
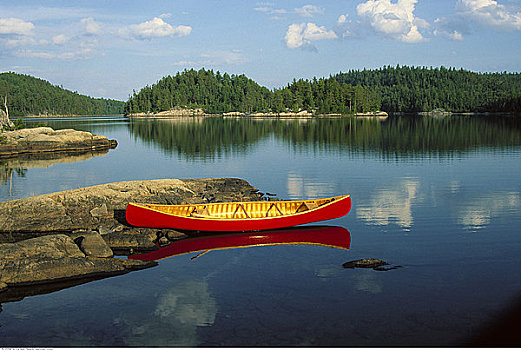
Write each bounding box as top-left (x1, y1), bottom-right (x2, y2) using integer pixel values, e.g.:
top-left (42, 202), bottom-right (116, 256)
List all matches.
top-left (10, 110), bottom-right (520, 119)
top-left (14, 114), bottom-right (123, 118)
top-left (127, 110), bottom-right (389, 119)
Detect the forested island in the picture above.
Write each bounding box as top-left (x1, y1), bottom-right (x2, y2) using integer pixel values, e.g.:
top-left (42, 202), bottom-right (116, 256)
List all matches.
top-left (125, 67), bottom-right (521, 116)
top-left (0, 72), bottom-right (124, 117)
top-left (124, 68), bottom-right (380, 116)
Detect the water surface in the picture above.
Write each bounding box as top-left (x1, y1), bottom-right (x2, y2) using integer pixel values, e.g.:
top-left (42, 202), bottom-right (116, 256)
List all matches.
top-left (1, 115), bottom-right (520, 346)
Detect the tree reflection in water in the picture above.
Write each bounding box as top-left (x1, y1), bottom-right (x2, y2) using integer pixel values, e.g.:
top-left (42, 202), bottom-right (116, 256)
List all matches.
top-left (129, 115), bottom-right (521, 160)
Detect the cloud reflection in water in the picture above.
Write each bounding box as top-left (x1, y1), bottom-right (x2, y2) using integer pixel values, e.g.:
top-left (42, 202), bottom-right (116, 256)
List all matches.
top-left (356, 178), bottom-right (420, 231)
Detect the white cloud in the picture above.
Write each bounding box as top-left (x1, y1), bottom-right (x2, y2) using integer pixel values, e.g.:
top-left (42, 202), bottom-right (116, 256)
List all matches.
top-left (119, 17), bottom-right (192, 40)
top-left (334, 13), bottom-right (359, 38)
top-left (337, 14), bottom-right (349, 24)
top-left (295, 5), bottom-right (324, 18)
top-left (2, 36), bottom-right (36, 48)
top-left (0, 17), bottom-right (36, 49)
top-left (254, 6), bottom-right (271, 13)
top-left (52, 34), bottom-right (69, 45)
top-left (433, 15), bottom-right (470, 40)
top-left (172, 50), bottom-right (248, 67)
top-left (448, 30), bottom-right (464, 40)
top-left (434, 28), bottom-right (464, 40)
top-left (433, 0), bottom-right (521, 41)
top-left (457, 0), bottom-right (521, 30)
top-left (20, 46), bottom-right (96, 60)
top-left (254, 3), bottom-right (287, 19)
top-left (81, 17), bottom-right (102, 36)
top-left (0, 17), bottom-right (34, 36)
top-left (356, 0), bottom-right (427, 43)
top-left (285, 22), bottom-right (338, 50)
top-left (172, 60), bottom-right (199, 66)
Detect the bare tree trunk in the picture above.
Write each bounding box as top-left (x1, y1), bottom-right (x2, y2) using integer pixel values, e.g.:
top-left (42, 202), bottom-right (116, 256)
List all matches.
top-left (0, 94), bottom-right (14, 129)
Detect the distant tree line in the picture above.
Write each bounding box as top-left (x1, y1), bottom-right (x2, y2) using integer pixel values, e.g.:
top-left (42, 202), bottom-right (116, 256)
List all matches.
top-left (334, 65), bottom-right (521, 113)
top-left (4, 66), bottom-right (520, 118)
top-left (0, 72), bottom-right (124, 116)
top-left (124, 68), bottom-right (380, 115)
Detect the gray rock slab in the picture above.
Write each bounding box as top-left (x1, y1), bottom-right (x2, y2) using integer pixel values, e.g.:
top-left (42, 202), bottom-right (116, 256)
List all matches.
top-left (0, 178), bottom-right (262, 244)
top-left (0, 234), bottom-right (85, 259)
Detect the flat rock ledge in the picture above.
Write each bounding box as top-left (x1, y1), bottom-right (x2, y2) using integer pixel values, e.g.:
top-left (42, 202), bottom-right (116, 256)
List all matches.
top-left (0, 127), bottom-right (117, 159)
top-left (0, 178), bottom-right (264, 295)
top-left (0, 178), bottom-right (263, 247)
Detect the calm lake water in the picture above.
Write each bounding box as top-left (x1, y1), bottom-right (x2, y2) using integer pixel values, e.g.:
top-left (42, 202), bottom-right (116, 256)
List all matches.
top-left (1, 115), bottom-right (521, 346)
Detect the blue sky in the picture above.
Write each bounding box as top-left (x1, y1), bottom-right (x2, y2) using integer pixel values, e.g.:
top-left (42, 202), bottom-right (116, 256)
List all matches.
top-left (1, 0), bottom-right (521, 100)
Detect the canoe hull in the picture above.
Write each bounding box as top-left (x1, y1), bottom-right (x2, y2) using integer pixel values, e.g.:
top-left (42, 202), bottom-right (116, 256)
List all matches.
top-left (126, 195), bottom-right (351, 232)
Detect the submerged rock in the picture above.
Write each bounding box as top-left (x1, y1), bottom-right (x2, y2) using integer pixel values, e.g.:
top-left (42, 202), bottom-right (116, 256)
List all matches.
top-left (343, 258), bottom-right (402, 271)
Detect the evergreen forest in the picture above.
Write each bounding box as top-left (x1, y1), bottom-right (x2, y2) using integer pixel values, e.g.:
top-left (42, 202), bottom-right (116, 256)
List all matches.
top-left (0, 72), bottom-right (124, 116)
top-left (2, 66), bottom-right (520, 118)
top-left (124, 68), bottom-right (380, 115)
top-left (334, 65), bottom-right (521, 113)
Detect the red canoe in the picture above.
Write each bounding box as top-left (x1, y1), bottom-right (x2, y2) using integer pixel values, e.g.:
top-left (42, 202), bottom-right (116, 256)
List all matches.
top-left (125, 194), bottom-right (351, 232)
top-left (128, 226), bottom-right (351, 261)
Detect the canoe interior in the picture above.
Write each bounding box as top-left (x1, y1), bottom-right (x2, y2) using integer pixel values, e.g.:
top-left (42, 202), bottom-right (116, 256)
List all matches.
top-left (136, 196), bottom-right (344, 220)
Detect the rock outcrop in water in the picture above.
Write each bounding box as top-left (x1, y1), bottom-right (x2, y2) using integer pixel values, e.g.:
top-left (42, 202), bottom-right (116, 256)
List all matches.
top-left (0, 127), bottom-right (117, 159)
top-left (343, 258), bottom-right (403, 271)
top-left (0, 178), bottom-right (264, 295)
top-left (0, 233), bottom-right (156, 285)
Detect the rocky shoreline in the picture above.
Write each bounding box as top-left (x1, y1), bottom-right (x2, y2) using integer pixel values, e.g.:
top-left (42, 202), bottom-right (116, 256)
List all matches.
top-left (0, 127), bottom-right (117, 159)
top-left (0, 178), bottom-right (264, 299)
top-left (127, 107), bottom-right (388, 119)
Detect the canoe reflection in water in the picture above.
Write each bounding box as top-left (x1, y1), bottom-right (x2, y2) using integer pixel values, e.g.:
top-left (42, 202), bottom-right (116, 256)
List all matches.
top-left (128, 226), bottom-right (351, 261)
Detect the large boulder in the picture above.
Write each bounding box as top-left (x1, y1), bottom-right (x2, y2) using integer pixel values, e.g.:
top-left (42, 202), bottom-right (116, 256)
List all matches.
top-left (70, 231), bottom-right (114, 258)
